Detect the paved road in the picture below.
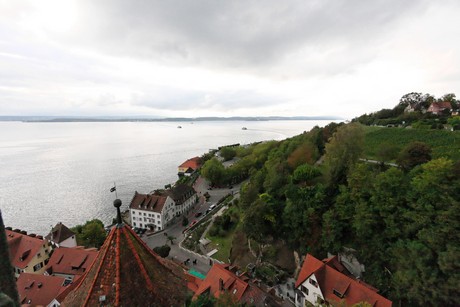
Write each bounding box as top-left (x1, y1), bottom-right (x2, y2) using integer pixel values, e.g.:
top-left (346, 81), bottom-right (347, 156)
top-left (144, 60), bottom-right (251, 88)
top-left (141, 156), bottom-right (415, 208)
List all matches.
top-left (359, 158), bottom-right (398, 167)
top-left (142, 175), bottom-right (240, 276)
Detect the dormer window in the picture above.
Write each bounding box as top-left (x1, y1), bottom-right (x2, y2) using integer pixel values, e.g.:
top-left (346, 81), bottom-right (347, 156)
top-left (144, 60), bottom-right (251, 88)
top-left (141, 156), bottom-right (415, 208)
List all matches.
top-left (333, 289), bottom-right (344, 298)
top-left (309, 278), bottom-right (318, 287)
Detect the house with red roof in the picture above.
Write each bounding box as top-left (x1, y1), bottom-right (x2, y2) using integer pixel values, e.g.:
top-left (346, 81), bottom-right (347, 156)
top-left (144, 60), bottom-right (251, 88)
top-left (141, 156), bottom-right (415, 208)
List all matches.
top-left (427, 101), bottom-right (452, 115)
top-left (295, 254), bottom-right (392, 307)
top-left (129, 191), bottom-right (176, 230)
top-left (178, 156), bottom-right (201, 177)
top-left (45, 246), bottom-right (98, 283)
top-left (45, 222), bottom-right (77, 248)
top-left (16, 273), bottom-right (68, 306)
top-left (193, 263), bottom-right (280, 306)
top-left (5, 228), bottom-right (53, 278)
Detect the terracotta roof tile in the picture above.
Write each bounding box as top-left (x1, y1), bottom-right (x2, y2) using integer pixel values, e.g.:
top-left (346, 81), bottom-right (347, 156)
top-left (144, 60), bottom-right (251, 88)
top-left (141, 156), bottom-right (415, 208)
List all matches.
top-left (178, 157), bottom-right (201, 170)
top-left (61, 225), bottom-right (188, 306)
top-left (296, 254), bottom-right (392, 307)
top-left (45, 247), bottom-right (98, 277)
top-left (129, 192), bottom-right (167, 213)
top-left (194, 263), bottom-right (278, 306)
top-left (16, 273), bottom-right (67, 306)
top-left (5, 230), bottom-right (47, 269)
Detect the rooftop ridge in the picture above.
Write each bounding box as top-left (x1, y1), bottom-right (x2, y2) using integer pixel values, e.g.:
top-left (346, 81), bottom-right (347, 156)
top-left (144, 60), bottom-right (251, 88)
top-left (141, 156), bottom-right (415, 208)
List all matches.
top-left (121, 227), bottom-right (155, 292)
top-left (82, 227), bottom-right (115, 307)
top-left (115, 228), bottom-right (121, 306)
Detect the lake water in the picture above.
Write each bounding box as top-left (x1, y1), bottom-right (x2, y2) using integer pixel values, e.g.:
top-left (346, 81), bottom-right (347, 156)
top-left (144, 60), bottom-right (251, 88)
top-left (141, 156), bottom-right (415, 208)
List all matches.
top-left (0, 120), bottom-right (331, 235)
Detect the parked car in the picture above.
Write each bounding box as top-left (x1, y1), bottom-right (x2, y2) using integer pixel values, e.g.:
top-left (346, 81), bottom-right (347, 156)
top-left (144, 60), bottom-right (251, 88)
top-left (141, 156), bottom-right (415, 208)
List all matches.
top-left (209, 204), bottom-right (217, 210)
top-left (194, 212), bottom-right (202, 217)
top-left (190, 220), bottom-right (198, 227)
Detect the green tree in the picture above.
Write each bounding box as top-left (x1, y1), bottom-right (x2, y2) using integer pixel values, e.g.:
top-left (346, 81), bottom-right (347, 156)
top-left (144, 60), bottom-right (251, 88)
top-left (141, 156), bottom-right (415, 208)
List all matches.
top-left (153, 245), bottom-right (171, 258)
top-left (71, 219), bottom-right (106, 248)
top-left (219, 147), bottom-right (237, 161)
top-left (324, 123), bottom-right (365, 186)
top-left (396, 141), bottom-right (431, 171)
top-left (201, 157), bottom-right (226, 186)
top-left (292, 164), bottom-right (321, 185)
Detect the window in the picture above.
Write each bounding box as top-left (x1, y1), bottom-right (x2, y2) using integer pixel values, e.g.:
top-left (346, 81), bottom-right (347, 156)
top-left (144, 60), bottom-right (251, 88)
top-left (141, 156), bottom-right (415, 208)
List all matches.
top-left (309, 278), bottom-right (318, 287)
top-left (140, 223), bottom-right (143, 227)
top-left (37, 253), bottom-right (41, 258)
top-left (301, 285), bottom-right (309, 295)
top-left (33, 262), bottom-right (43, 272)
top-left (133, 222), bottom-right (136, 226)
top-left (143, 213), bottom-right (146, 216)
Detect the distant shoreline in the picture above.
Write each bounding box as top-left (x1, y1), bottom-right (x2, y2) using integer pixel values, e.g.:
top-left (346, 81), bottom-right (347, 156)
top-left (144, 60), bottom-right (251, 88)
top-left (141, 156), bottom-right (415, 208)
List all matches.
top-left (0, 116), bottom-right (342, 122)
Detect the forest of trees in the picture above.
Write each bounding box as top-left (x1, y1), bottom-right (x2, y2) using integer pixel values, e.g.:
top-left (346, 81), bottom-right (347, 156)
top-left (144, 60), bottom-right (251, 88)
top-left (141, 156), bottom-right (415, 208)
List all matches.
top-left (200, 118), bottom-right (459, 305)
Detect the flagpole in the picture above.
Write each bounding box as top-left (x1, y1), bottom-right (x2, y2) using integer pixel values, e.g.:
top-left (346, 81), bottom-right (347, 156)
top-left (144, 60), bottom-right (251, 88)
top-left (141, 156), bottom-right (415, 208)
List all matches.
top-left (114, 181), bottom-right (118, 199)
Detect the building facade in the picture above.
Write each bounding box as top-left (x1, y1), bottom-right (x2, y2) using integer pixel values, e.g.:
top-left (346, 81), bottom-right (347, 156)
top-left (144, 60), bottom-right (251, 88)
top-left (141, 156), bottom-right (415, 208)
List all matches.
top-left (6, 229), bottom-right (53, 278)
top-left (129, 192), bottom-right (176, 231)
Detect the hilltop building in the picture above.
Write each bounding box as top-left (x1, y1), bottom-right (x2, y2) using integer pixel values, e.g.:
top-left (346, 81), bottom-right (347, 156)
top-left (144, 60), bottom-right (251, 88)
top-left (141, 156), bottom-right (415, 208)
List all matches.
top-left (46, 222), bottom-right (77, 248)
top-left (295, 254), bottom-right (392, 307)
top-left (178, 156), bottom-right (201, 177)
top-left (5, 228), bottom-right (53, 278)
top-left (60, 199), bottom-right (188, 306)
top-left (427, 101), bottom-right (452, 115)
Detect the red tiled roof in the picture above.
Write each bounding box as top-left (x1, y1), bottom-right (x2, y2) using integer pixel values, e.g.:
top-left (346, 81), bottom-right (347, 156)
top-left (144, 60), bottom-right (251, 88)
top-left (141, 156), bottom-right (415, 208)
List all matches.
top-left (16, 273), bottom-right (67, 306)
top-left (296, 254), bottom-right (392, 307)
top-left (194, 263), bottom-right (273, 306)
top-left (428, 101), bottom-right (452, 112)
top-left (6, 230), bottom-right (47, 269)
top-left (45, 247), bottom-right (98, 277)
top-left (129, 192), bottom-right (167, 213)
top-left (45, 222), bottom-right (75, 244)
top-left (186, 273), bottom-right (203, 292)
top-left (179, 157), bottom-right (201, 170)
top-left (61, 225), bottom-right (188, 306)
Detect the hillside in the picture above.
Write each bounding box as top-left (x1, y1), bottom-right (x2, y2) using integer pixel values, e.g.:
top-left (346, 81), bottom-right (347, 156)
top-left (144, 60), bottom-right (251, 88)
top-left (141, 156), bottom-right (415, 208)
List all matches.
top-left (364, 126), bottom-right (460, 161)
top-left (199, 121), bottom-right (460, 306)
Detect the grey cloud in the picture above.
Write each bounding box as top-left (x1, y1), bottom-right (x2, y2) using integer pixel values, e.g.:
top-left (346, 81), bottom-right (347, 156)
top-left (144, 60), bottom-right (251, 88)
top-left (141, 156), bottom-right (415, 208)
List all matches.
top-left (64, 0), bottom-right (430, 73)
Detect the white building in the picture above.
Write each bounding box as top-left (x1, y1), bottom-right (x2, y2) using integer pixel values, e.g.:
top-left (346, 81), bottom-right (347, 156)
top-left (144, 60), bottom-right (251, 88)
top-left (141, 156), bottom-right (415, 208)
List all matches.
top-left (129, 191), bottom-right (176, 231)
top-left (165, 183), bottom-right (198, 217)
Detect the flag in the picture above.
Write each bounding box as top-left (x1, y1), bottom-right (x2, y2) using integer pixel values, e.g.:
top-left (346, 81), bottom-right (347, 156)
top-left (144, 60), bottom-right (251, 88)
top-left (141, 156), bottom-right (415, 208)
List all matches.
top-left (110, 186), bottom-right (116, 193)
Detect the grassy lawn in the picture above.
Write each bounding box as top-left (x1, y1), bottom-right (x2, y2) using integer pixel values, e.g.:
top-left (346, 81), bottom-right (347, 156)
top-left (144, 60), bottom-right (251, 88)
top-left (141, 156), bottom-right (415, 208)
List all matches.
top-left (206, 227), bottom-right (236, 262)
top-left (363, 126), bottom-right (460, 161)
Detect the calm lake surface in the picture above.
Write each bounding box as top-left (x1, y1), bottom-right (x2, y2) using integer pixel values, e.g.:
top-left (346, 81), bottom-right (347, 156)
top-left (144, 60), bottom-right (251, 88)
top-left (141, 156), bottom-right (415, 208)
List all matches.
top-left (0, 120), bottom-right (331, 235)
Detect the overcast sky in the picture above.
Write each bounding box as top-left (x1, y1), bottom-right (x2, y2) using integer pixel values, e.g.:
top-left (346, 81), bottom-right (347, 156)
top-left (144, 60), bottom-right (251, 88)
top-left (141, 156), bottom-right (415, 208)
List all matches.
top-left (1, 0), bottom-right (459, 118)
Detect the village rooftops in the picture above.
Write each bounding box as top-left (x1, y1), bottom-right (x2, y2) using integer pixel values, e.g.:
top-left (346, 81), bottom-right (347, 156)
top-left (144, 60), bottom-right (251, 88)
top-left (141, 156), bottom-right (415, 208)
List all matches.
top-left (194, 263), bottom-right (280, 306)
top-left (162, 183), bottom-right (197, 206)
